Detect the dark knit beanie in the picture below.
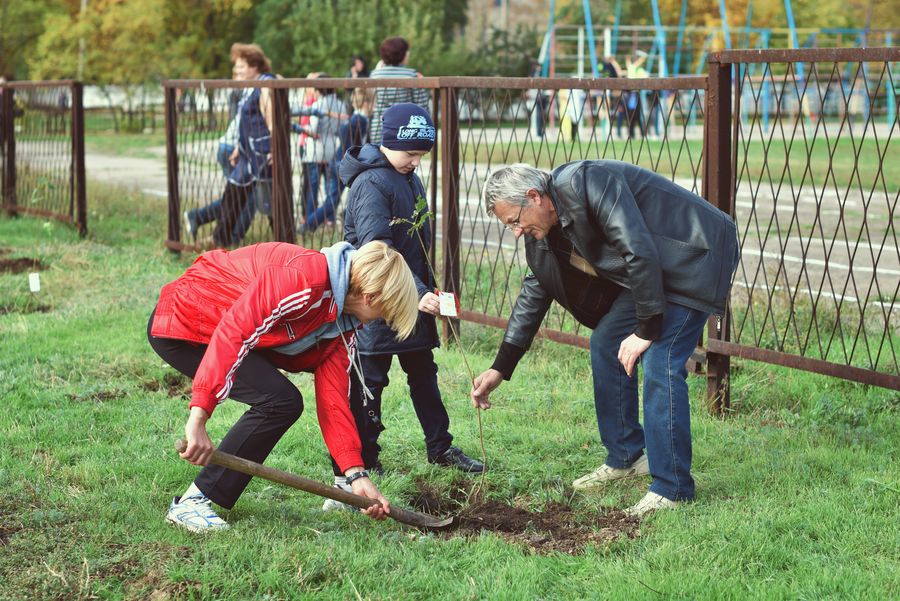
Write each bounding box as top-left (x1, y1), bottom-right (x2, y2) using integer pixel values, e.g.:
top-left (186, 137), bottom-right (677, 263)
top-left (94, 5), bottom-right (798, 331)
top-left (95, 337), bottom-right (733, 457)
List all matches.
top-left (381, 103), bottom-right (435, 151)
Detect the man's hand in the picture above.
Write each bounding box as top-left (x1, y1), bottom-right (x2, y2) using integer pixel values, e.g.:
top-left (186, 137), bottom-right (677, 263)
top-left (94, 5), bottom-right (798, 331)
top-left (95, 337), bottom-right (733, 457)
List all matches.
top-left (350, 476), bottom-right (391, 520)
top-left (470, 368), bottom-right (503, 409)
top-left (418, 292), bottom-right (440, 316)
top-left (618, 334), bottom-right (652, 377)
top-left (181, 406), bottom-right (213, 466)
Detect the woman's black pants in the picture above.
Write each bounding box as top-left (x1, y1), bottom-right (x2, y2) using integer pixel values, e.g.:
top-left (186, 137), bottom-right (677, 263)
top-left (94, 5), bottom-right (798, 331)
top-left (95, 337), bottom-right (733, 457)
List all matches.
top-left (148, 313), bottom-right (303, 509)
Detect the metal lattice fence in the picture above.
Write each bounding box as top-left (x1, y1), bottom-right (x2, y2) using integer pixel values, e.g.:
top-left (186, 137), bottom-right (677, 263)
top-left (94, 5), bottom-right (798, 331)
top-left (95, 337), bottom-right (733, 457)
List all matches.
top-left (1, 80), bottom-right (86, 234)
top-left (163, 59), bottom-right (898, 400)
top-left (163, 78), bottom-right (439, 254)
top-left (711, 48), bottom-right (899, 391)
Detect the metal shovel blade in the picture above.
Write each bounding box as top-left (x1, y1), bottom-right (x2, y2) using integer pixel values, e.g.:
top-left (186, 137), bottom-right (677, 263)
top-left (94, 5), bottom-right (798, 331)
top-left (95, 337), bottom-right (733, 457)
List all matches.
top-left (175, 440), bottom-right (455, 530)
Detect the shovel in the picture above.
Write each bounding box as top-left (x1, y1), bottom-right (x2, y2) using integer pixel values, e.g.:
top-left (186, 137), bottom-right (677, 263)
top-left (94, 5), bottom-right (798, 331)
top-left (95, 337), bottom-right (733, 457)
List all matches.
top-left (175, 440), bottom-right (455, 530)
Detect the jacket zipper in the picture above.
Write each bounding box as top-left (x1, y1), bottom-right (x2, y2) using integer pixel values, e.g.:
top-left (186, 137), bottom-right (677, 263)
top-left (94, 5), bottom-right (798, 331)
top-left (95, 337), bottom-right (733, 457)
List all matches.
top-left (285, 322), bottom-right (295, 340)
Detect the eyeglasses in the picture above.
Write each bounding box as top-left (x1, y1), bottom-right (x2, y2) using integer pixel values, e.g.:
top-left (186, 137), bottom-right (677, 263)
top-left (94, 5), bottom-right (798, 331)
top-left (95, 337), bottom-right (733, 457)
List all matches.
top-left (503, 204), bottom-right (526, 232)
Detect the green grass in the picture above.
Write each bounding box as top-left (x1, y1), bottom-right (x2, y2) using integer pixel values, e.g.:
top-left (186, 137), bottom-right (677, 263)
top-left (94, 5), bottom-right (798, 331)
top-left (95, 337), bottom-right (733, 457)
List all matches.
top-left (85, 132), bottom-right (166, 159)
top-left (460, 127), bottom-right (895, 193)
top-left (1, 182), bottom-right (898, 600)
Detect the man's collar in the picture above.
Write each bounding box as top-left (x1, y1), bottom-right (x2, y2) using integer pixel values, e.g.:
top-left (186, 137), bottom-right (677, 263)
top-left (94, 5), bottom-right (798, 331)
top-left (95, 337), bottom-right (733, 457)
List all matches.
top-left (547, 181), bottom-right (571, 228)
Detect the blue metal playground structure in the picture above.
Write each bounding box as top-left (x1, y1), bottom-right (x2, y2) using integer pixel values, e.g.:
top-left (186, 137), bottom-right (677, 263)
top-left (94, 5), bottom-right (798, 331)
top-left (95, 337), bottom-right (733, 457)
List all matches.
top-left (537, 0), bottom-right (898, 129)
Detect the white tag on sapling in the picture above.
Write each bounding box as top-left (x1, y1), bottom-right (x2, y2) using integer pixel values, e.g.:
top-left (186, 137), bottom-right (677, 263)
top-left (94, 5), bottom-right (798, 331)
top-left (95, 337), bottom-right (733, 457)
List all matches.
top-left (28, 273), bottom-right (41, 293)
top-left (438, 291), bottom-right (457, 317)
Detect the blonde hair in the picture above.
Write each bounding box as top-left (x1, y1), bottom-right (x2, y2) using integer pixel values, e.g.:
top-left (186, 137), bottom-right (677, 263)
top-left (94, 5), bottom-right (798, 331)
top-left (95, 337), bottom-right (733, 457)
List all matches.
top-left (349, 241), bottom-right (418, 340)
top-left (351, 88), bottom-right (375, 113)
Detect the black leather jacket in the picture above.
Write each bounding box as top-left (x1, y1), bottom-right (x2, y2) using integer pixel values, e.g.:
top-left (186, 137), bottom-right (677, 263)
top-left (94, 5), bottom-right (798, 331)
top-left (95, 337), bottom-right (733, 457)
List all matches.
top-left (494, 160), bottom-right (739, 377)
top-left (502, 234), bottom-right (622, 351)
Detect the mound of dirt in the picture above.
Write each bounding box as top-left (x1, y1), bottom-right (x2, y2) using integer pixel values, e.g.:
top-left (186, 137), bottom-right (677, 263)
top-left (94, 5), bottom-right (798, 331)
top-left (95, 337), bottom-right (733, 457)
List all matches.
top-left (0, 249), bottom-right (48, 274)
top-left (409, 481), bottom-right (640, 555)
top-left (0, 303), bottom-right (51, 315)
top-left (409, 479), bottom-right (470, 515)
top-left (140, 373), bottom-right (192, 398)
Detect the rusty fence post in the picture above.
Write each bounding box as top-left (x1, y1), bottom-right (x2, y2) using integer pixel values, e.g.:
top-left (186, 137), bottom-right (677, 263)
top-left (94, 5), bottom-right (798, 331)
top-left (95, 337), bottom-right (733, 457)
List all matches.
top-left (71, 82), bottom-right (87, 237)
top-left (164, 85), bottom-right (180, 247)
top-left (3, 85), bottom-right (16, 216)
top-left (270, 87), bottom-right (295, 244)
top-left (439, 85), bottom-right (461, 343)
top-left (705, 55), bottom-right (734, 414)
top-left (429, 88), bottom-right (439, 272)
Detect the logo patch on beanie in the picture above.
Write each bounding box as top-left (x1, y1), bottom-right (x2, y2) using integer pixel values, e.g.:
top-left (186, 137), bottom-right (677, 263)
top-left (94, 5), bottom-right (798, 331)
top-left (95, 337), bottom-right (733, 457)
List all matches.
top-left (397, 115), bottom-right (435, 141)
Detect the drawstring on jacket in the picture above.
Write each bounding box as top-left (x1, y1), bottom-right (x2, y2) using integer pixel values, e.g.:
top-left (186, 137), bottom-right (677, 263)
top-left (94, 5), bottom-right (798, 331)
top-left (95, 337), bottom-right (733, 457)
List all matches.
top-left (339, 328), bottom-right (374, 406)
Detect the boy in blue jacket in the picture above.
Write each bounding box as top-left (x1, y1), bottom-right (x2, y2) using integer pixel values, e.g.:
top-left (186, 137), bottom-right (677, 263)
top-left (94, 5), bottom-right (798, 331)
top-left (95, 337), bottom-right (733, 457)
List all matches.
top-left (326, 104), bottom-right (483, 504)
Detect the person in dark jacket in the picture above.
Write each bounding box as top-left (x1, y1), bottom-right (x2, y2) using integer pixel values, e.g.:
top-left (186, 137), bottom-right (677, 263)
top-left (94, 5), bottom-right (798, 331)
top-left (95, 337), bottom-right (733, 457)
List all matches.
top-left (471, 161), bottom-right (740, 518)
top-left (325, 104), bottom-right (483, 508)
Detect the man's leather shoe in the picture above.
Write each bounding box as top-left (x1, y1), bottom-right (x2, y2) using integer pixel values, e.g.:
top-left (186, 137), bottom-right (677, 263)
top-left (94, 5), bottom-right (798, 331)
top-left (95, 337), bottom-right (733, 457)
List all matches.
top-left (428, 446), bottom-right (485, 473)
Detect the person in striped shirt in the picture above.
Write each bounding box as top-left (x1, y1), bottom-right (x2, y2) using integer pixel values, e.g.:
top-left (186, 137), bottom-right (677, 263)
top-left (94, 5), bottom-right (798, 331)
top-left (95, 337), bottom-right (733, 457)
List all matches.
top-left (368, 37), bottom-right (430, 145)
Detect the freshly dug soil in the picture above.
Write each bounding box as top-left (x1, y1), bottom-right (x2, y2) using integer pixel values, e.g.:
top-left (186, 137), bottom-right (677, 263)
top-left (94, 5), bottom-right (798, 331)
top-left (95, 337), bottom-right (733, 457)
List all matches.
top-left (140, 372), bottom-right (192, 398)
top-left (409, 480), bottom-right (640, 555)
top-left (0, 302), bottom-right (51, 315)
top-left (0, 249), bottom-right (48, 274)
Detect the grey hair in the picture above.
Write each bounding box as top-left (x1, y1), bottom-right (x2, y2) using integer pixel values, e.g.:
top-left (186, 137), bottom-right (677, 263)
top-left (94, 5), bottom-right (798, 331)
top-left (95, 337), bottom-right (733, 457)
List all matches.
top-left (481, 164), bottom-right (552, 215)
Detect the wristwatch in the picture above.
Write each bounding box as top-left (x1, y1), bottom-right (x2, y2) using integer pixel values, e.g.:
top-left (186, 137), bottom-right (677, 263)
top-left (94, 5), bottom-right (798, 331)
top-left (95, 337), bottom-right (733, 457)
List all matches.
top-left (345, 470), bottom-right (369, 486)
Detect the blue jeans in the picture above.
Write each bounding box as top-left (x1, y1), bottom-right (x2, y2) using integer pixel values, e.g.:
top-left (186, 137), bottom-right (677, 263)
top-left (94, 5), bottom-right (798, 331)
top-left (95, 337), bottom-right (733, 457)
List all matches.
top-left (302, 159), bottom-right (341, 230)
top-left (589, 290), bottom-right (708, 501)
top-left (191, 183), bottom-right (259, 245)
top-left (216, 143), bottom-right (234, 176)
top-left (329, 349), bottom-right (454, 476)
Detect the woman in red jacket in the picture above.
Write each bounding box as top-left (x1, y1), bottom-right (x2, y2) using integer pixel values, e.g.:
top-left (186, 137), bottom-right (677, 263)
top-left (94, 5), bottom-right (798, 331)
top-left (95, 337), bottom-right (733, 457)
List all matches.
top-left (148, 240), bottom-right (418, 532)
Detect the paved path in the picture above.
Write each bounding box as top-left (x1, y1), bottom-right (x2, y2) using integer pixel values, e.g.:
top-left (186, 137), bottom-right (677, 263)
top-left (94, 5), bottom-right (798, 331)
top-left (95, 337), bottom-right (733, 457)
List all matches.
top-left (85, 147), bottom-right (169, 199)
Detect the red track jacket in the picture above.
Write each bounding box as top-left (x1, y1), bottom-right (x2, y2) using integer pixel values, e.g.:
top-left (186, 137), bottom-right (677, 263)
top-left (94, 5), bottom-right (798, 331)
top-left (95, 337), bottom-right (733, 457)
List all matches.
top-left (150, 242), bottom-right (363, 471)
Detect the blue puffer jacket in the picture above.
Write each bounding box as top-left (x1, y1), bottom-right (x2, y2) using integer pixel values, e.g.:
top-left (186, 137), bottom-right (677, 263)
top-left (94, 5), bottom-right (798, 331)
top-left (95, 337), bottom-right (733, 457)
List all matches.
top-left (340, 144), bottom-right (439, 354)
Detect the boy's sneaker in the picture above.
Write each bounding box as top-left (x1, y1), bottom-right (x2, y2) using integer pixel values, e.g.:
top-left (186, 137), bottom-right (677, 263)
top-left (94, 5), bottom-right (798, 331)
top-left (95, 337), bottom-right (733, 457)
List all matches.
top-left (624, 491), bottom-right (679, 518)
top-left (572, 454), bottom-right (650, 490)
top-left (321, 482), bottom-right (360, 513)
top-left (183, 210), bottom-right (198, 240)
top-left (166, 494), bottom-right (229, 533)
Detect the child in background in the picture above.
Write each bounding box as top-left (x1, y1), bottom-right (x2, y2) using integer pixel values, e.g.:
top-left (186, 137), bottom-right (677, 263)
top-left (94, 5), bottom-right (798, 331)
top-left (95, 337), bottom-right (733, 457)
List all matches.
top-left (295, 74), bottom-right (349, 233)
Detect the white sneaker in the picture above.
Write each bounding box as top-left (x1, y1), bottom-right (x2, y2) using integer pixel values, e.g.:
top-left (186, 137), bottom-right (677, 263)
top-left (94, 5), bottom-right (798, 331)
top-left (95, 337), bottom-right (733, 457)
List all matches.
top-left (624, 491), bottom-right (678, 518)
top-left (572, 454), bottom-right (650, 490)
top-left (321, 482), bottom-right (359, 512)
top-left (183, 210), bottom-right (198, 240)
top-left (166, 494), bottom-right (229, 533)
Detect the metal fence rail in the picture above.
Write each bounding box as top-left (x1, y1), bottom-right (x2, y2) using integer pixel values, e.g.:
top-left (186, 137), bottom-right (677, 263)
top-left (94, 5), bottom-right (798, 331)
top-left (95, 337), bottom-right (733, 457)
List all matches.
top-left (1, 80), bottom-right (86, 235)
top-left (709, 48), bottom-right (899, 394)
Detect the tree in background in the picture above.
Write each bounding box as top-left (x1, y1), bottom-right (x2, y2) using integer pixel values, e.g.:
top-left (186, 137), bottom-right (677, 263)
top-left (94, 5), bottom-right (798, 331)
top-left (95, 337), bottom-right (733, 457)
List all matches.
top-left (28, 0), bottom-right (257, 131)
top-left (0, 0), bottom-right (55, 78)
top-left (30, 0), bottom-right (169, 131)
top-left (253, 0), bottom-right (535, 77)
top-left (162, 0), bottom-right (256, 79)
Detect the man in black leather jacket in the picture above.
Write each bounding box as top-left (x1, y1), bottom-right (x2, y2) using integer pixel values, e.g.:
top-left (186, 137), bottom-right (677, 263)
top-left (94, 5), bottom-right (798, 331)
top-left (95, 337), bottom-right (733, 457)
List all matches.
top-left (471, 161), bottom-right (739, 517)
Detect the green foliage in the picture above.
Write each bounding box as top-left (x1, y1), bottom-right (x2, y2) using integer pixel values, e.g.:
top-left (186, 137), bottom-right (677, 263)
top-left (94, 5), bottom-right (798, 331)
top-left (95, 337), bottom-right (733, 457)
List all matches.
top-left (390, 193), bottom-right (433, 237)
top-left (161, 0), bottom-right (257, 79)
top-left (0, 0), bottom-right (54, 78)
top-left (254, 0), bottom-right (537, 77)
top-left (28, 0), bottom-right (256, 83)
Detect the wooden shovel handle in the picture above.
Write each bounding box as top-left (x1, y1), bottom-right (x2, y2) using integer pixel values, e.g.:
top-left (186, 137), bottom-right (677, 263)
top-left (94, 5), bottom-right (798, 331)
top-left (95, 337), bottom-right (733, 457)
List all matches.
top-left (174, 440), bottom-right (454, 530)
